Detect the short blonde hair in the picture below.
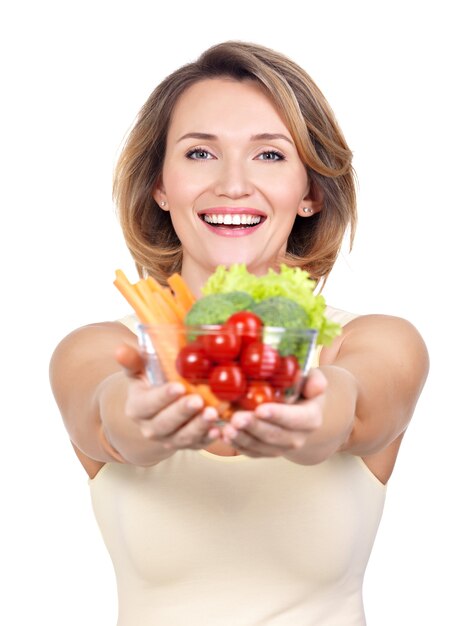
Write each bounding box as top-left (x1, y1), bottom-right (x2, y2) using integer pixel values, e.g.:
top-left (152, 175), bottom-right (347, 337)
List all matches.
top-left (113, 41), bottom-right (357, 287)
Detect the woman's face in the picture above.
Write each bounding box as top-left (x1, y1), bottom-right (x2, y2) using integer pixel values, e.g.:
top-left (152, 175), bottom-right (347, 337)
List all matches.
top-left (154, 78), bottom-right (319, 292)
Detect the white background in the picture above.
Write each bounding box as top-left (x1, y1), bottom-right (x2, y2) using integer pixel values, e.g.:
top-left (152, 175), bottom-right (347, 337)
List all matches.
top-left (1, 1), bottom-right (468, 624)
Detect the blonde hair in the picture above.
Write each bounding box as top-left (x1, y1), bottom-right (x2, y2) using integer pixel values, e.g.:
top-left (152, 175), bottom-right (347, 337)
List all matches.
top-left (113, 41), bottom-right (357, 287)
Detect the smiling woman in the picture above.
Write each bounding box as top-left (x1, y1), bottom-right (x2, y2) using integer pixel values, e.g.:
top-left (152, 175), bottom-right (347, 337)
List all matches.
top-left (49, 40), bottom-right (428, 626)
top-left (113, 43), bottom-right (356, 289)
top-left (151, 78), bottom-right (320, 286)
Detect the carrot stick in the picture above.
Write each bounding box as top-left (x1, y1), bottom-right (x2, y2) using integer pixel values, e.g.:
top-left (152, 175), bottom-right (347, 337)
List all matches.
top-left (158, 288), bottom-right (186, 323)
top-left (114, 273), bottom-right (158, 324)
top-left (114, 269), bottom-right (222, 410)
top-left (146, 277), bottom-right (186, 322)
top-left (135, 281), bottom-right (160, 316)
top-left (167, 273), bottom-right (196, 312)
top-left (150, 291), bottom-right (180, 324)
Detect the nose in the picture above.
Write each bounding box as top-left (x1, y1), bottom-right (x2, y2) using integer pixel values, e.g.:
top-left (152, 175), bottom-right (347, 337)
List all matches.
top-left (213, 157), bottom-right (254, 199)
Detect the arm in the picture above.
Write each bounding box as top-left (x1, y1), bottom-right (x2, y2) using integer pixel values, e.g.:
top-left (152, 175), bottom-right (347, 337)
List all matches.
top-left (49, 322), bottom-right (219, 467)
top-left (221, 315), bottom-right (429, 466)
top-left (285, 314), bottom-right (429, 464)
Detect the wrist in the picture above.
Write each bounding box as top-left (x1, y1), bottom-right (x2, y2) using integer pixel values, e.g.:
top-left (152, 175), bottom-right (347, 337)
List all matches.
top-left (97, 372), bottom-right (174, 466)
top-left (284, 365), bottom-right (357, 466)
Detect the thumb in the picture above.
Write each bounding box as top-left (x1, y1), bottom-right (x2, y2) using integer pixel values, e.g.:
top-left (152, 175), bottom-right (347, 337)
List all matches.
top-left (302, 368), bottom-right (328, 399)
top-left (115, 343), bottom-right (146, 378)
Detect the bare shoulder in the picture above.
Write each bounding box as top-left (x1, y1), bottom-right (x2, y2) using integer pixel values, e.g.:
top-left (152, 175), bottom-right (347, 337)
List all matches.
top-left (51, 319), bottom-right (140, 380)
top-left (321, 313), bottom-right (429, 462)
top-left (321, 313), bottom-right (429, 376)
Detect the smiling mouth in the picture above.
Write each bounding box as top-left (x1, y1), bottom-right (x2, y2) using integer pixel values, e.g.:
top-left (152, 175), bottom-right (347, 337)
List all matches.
top-left (198, 213), bottom-right (266, 228)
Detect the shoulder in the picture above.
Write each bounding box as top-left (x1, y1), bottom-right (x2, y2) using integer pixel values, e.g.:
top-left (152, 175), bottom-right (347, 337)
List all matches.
top-left (50, 319), bottom-right (139, 389)
top-left (322, 311), bottom-right (429, 373)
top-left (52, 319), bottom-right (137, 356)
top-left (342, 313), bottom-right (428, 370)
top-left (321, 311), bottom-right (429, 456)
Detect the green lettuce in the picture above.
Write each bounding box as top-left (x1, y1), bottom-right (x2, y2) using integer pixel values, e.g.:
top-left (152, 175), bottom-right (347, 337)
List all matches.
top-left (202, 264), bottom-right (341, 346)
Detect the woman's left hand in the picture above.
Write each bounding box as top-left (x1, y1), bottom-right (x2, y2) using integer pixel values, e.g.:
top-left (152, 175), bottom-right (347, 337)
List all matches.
top-left (220, 369), bottom-right (327, 458)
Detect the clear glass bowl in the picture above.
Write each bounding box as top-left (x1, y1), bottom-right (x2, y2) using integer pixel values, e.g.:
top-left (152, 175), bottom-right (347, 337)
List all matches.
top-left (137, 323), bottom-right (318, 417)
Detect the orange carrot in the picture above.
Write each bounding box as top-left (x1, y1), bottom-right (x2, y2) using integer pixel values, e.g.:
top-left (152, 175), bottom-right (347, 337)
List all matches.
top-left (114, 273), bottom-right (158, 324)
top-left (168, 273), bottom-right (196, 312)
top-left (114, 269), bottom-right (222, 411)
top-left (146, 277), bottom-right (186, 322)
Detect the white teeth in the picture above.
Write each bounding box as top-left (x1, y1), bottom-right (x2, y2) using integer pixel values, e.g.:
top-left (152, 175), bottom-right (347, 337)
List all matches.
top-left (202, 213), bottom-right (263, 225)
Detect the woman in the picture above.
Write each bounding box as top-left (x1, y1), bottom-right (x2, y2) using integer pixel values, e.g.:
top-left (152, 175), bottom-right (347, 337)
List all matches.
top-left (50, 41), bottom-right (429, 625)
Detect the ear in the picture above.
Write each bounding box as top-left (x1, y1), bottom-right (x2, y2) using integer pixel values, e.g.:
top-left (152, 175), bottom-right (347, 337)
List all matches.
top-left (152, 179), bottom-right (169, 211)
top-left (297, 183), bottom-right (324, 217)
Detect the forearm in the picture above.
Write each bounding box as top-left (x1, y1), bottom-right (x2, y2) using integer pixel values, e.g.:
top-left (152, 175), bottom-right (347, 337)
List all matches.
top-left (96, 372), bottom-right (175, 466)
top-left (284, 365), bottom-right (358, 465)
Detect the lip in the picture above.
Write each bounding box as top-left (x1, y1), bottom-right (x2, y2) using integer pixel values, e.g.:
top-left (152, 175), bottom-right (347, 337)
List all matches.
top-left (197, 206), bottom-right (267, 217)
top-left (201, 219), bottom-right (265, 238)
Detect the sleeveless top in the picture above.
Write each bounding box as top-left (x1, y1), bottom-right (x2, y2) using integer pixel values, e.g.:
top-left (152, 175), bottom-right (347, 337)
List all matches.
top-left (89, 307), bottom-right (386, 626)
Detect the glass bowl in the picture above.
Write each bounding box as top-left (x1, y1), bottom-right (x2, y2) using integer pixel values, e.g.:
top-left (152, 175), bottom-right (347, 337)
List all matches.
top-left (137, 323), bottom-right (318, 418)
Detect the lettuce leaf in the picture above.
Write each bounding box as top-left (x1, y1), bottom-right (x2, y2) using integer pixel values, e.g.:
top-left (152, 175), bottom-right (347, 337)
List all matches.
top-left (202, 264), bottom-right (341, 346)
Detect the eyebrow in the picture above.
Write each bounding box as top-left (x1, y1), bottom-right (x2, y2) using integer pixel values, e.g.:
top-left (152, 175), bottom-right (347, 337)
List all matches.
top-left (176, 132), bottom-right (294, 146)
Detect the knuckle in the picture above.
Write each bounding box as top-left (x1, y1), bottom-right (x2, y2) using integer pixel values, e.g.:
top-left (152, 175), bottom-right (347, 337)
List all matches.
top-left (265, 431), bottom-right (281, 446)
top-left (291, 437), bottom-right (304, 449)
top-left (140, 426), bottom-right (156, 440)
top-left (173, 433), bottom-right (193, 448)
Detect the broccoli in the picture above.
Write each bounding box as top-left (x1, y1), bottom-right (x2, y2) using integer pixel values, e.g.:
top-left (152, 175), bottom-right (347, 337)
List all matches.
top-left (251, 296), bottom-right (309, 329)
top-left (185, 292), bottom-right (253, 326)
top-left (222, 291), bottom-right (255, 311)
top-left (251, 297), bottom-right (312, 359)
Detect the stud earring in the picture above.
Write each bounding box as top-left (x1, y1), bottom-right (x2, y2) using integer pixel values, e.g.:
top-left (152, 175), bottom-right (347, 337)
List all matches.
top-left (302, 207), bottom-right (314, 214)
top-left (160, 201), bottom-right (167, 208)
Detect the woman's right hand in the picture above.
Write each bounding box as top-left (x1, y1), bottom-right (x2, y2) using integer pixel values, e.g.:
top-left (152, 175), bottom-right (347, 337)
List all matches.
top-left (114, 343), bottom-right (221, 452)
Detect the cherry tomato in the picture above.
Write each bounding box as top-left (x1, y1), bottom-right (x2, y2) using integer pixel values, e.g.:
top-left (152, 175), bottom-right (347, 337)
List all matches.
top-left (176, 344), bottom-right (212, 383)
top-left (209, 363), bottom-right (246, 401)
top-left (238, 382), bottom-right (275, 410)
top-left (240, 341), bottom-right (281, 380)
top-left (202, 326), bottom-right (241, 363)
top-left (226, 311), bottom-right (263, 348)
top-left (271, 355), bottom-right (301, 389)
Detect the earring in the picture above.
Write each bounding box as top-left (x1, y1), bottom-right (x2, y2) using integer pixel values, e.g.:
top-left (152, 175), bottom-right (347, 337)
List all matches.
top-left (302, 207), bottom-right (314, 214)
top-left (160, 201), bottom-right (167, 208)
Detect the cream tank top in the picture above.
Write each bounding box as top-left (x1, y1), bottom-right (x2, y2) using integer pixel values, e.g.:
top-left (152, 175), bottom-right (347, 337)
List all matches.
top-left (89, 307), bottom-right (386, 626)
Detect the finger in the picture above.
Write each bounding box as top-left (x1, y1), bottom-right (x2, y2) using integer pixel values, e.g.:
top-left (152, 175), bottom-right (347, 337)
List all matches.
top-left (229, 413), bottom-right (306, 450)
top-left (115, 343), bottom-right (146, 378)
top-left (163, 406), bottom-right (221, 450)
top-left (141, 393), bottom-right (215, 440)
top-left (223, 424), bottom-right (285, 457)
top-left (127, 379), bottom-right (187, 420)
top-left (254, 400), bottom-right (323, 432)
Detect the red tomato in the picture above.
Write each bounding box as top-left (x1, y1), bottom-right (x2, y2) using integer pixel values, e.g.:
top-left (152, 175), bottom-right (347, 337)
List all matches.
top-left (176, 344), bottom-right (212, 383)
top-left (240, 341), bottom-right (281, 380)
top-left (271, 355), bottom-right (301, 390)
top-left (209, 363), bottom-right (246, 401)
top-left (202, 326), bottom-right (241, 363)
top-left (226, 311), bottom-right (263, 348)
top-left (238, 382), bottom-right (274, 410)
